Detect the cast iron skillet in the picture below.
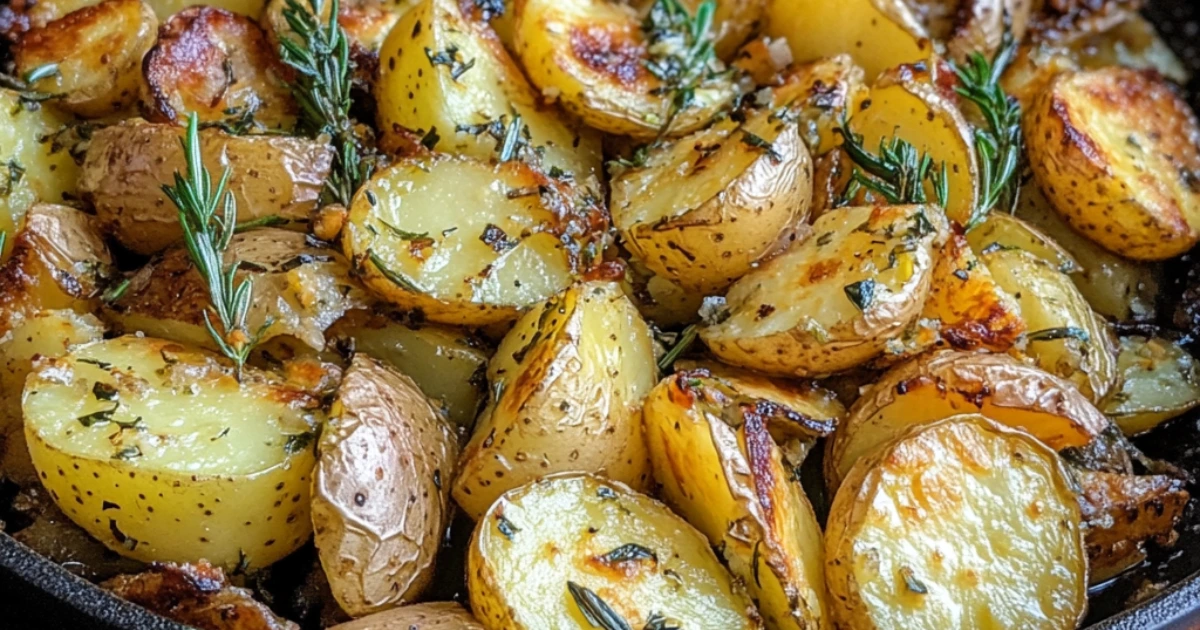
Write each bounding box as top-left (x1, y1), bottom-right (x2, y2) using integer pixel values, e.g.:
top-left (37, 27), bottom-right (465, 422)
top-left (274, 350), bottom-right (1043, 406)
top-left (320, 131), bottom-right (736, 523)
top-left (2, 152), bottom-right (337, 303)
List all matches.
top-left (4, 2), bottom-right (1200, 628)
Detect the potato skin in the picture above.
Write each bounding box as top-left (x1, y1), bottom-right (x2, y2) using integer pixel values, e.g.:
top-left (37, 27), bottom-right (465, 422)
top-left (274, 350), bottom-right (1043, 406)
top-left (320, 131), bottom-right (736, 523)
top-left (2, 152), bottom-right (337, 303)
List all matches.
top-left (1076, 470), bottom-right (1190, 584)
top-left (329, 602), bottom-right (485, 630)
top-left (1027, 67), bottom-right (1200, 260)
top-left (1102, 335), bottom-right (1200, 436)
top-left (80, 120), bottom-right (332, 255)
top-left (770, 55), bottom-right (869, 156)
top-left (313, 355), bottom-right (459, 617)
top-left (920, 232), bottom-right (1025, 353)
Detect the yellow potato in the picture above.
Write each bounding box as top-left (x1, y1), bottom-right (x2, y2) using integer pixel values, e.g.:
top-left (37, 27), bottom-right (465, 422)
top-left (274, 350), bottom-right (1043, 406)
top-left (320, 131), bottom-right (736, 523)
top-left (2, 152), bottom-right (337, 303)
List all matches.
top-left (825, 417), bottom-right (1088, 630)
top-left (24, 336), bottom-right (323, 570)
top-left (1103, 335), bottom-right (1200, 437)
top-left (1077, 470), bottom-right (1190, 584)
top-left (965, 212), bottom-right (1081, 275)
top-left (468, 474), bottom-right (763, 629)
top-left (622, 260), bottom-right (705, 328)
top-left (919, 232), bottom-right (1025, 353)
top-left (673, 359), bottom-right (846, 429)
top-left (13, 0), bottom-right (157, 118)
top-left (452, 282), bottom-right (656, 520)
top-left (329, 602), bottom-right (485, 630)
top-left (770, 55), bottom-right (870, 156)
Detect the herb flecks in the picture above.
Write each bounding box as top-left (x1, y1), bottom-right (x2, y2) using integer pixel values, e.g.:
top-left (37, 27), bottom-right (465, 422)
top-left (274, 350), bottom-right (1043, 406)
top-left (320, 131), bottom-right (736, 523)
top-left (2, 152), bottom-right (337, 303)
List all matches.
top-left (740, 131), bottom-right (781, 162)
top-left (457, 114), bottom-right (541, 164)
top-left (1026, 327), bottom-right (1090, 343)
top-left (424, 45), bottom-right (476, 82)
top-left (642, 0), bottom-right (721, 134)
top-left (596, 543), bottom-right (658, 565)
top-left (567, 581), bottom-right (632, 630)
top-left (0, 63), bottom-right (63, 112)
top-left (843, 279), bottom-right (877, 311)
top-left (283, 431), bottom-right (316, 455)
top-left (900, 565), bottom-right (929, 594)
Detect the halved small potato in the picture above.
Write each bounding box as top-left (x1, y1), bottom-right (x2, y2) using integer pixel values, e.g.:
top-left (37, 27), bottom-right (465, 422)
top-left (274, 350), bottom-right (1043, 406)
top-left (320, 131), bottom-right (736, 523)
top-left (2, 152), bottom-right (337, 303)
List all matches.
top-left (468, 474), bottom-right (763, 629)
top-left (1103, 335), bottom-right (1200, 436)
top-left (452, 282), bottom-right (656, 520)
top-left (770, 55), bottom-right (870, 156)
top-left (343, 155), bottom-right (601, 326)
top-left (80, 120), bottom-right (333, 255)
top-left (141, 6), bottom-right (296, 129)
top-left (700, 204), bottom-right (947, 377)
top-left (1070, 14), bottom-right (1191, 85)
top-left (612, 109), bottom-right (813, 294)
top-left (376, 0), bottom-right (602, 184)
top-left (920, 232), bottom-right (1025, 353)
top-left (965, 212), bottom-right (1081, 275)
top-left (826, 349), bottom-right (1112, 490)
top-left (514, 0), bottom-right (737, 139)
top-left (643, 372), bottom-right (828, 629)
top-left (313, 355), bottom-right (459, 617)
top-left (330, 602), bottom-right (485, 630)
top-left (825, 417), bottom-right (1088, 630)
top-left (982, 247), bottom-right (1118, 403)
top-left (1027, 67), bottom-right (1200, 260)
top-left (13, 0), bottom-right (157, 117)
top-left (24, 336), bottom-right (323, 570)
top-left (1077, 470), bottom-right (1190, 584)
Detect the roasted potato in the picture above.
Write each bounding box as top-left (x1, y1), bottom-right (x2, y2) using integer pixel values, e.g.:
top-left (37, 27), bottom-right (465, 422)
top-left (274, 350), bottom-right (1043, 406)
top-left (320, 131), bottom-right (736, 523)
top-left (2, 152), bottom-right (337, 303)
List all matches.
top-left (263, 0), bottom-right (411, 57)
top-left (513, 0), bottom-right (737, 139)
top-left (825, 417), bottom-right (1088, 630)
top-left (105, 229), bottom-right (372, 352)
top-left (1076, 470), bottom-right (1190, 584)
top-left (342, 155), bottom-right (602, 326)
top-left (10, 488), bottom-right (146, 581)
top-left (623, 261), bottom-right (706, 328)
top-left (1102, 335), bottom-right (1200, 436)
top-left (330, 602), bottom-right (485, 630)
top-left (965, 212), bottom-right (1081, 275)
top-left (644, 372), bottom-right (829, 629)
top-left (141, 6), bottom-right (296, 129)
top-left (982, 247), bottom-right (1118, 402)
top-left (24, 336), bottom-right (323, 570)
top-left (673, 359), bottom-right (846, 428)
top-left (1027, 67), bottom-right (1200, 260)
top-left (700, 204), bottom-right (948, 377)
top-left (468, 474), bottom-right (763, 629)
top-left (611, 109), bottom-right (813, 294)
top-left (769, 55), bottom-right (870, 156)
top-left (919, 231), bottom-right (1025, 353)
top-left (452, 282), bottom-right (656, 519)
top-left (826, 349), bottom-right (1112, 490)
top-left (376, 0), bottom-right (602, 184)
top-left (13, 0), bottom-right (157, 118)
top-left (80, 120), bottom-right (332, 255)
top-left (312, 355), bottom-right (459, 617)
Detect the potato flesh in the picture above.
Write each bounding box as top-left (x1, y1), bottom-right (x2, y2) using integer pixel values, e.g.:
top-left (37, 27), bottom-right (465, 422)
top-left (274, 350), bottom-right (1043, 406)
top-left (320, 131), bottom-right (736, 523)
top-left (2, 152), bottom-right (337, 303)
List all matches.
top-left (921, 233), bottom-right (1025, 353)
top-left (468, 474), bottom-right (760, 629)
top-left (825, 418), bottom-right (1087, 630)
top-left (1103, 335), bottom-right (1200, 436)
top-left (23, 336), bottom-right (320, 568)
top-left (965, 213), bottom-right (1081, 275)
top-left (770, 55), bottom-right (870, 156)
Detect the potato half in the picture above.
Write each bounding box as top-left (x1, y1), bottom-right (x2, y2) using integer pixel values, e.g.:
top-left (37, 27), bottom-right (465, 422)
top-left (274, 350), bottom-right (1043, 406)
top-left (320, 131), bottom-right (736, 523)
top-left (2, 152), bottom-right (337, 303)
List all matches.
top-left (612, 109), bottom-right (813, 294)
top-left (343, 155), bottom-right (601, 326)
top-left (452, 282), bottom-right (656, 519)
top-left (919, 232), bottom-right (1025, 353)
top-left (23, 336), bottom-right (323, 570)
top-left (376, 0), bottom-right (601, 184)
top-left (1077, 470), bottom-right (1190, 584)
top-left (770, 55), bottom-right (870, 156)
top-left (1027, 67), bottom-right (1200, 260)
top-left (1103, 335), bottom-right (1200, 436)
top-left (80, 120), bottom-right (332, 255)
top-left (141, 6), bottom-right (296, 129)
top-left (329, 602), bottom-right (485, 630)
top-left (643, 372), bottom-right (828, 629)
top-left (965, 212), bottom-right (1081, 276)
top-left (468, 474), bottom-right (763, 629)
top-left (313, 355), bottom-right (459, 617)
top-left (825, 417), bottom-right (1088, 630)
top-left (826, 349), bottom-right (1112, 490)
top-left (700, 204), bottom-right (947, 377)
top-left (13, 0), bottom-right (157, 117)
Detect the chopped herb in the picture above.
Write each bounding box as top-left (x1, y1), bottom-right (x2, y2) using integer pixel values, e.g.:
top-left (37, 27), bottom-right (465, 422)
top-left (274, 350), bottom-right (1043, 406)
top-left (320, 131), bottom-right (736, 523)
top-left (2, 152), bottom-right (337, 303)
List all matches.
top-left (907, 210), bottom-right (936, 239)
top-left (0, 64), bottom-right (63, 111)
top-left (91, 382), bottom-right (119, 401)
top-left (0, 159), bottom-right (25, 197)
top-left (420, 126), bottom-right (440, 150)
top-left (113, 446), bottom-right (142, 461)
top-left (23, 63), bottom-right (60, 83)
top-left (643, 613), bottom-right (681, 630)
top-left (597, 543), bottom-right (657, 565)
top-left (608, 143), bottom-right (654, 170)
top-left (567, 581), bottom-right (632, 630)
top-left (1026, 327), bottom-right (1090, 343)
top-left (78, 358), bottom-right (112, 369)
top-left (496, 514), bottom-right (520, 541)
top-left (212, 427), bottom-right (231, 441)
top-left (456, 114), bottom-right (540, 164)
top-left (816, 232), bottom-right (834, 246)
top-left (77, 405), bottom-right (119, 427)
top-left (642, 0), bottom-right (721, 135)
top-left (597, 486), bottom-right (618, 500)
top-left (952, 268), bottom-right (970, 281)
top-left (480, 223), bottom-right (518, 253)
top-left (843, 279), bottom-right (877, 311)
top-left (234, 214), bottom-right (289, 233)
top-left (740, 131), bottom-right (781, 161)
top-left (836, 122), bottom-right (949, 208)
top-left (657, 324), bottom-right (697, 372)
top-left (473, 0), bottom-right (505, 19)
top-left (283, 431), bottom-right (316, 455)
top-left (425, 45), bottom-right (475, 81)
top-left (279, 253), bottom-right (334, 272)
top-left (367, 250), bottom-right (422, 292)
top-left (198, 103), bottom-right (266, 136)
top-left (900, 565), bottom-right (928, 594)
top-left (101, 278), bottom-right (131, 304)
top-left (232, 549), bottom-right (250, 575)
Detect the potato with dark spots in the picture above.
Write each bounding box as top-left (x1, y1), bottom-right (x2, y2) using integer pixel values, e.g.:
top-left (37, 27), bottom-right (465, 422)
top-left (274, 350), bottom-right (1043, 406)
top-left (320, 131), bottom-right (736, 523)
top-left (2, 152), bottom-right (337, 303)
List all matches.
top-left (920, 232), bottom-right (1025, 353)
top-left (1027, 67), bottom-right (1200, 261)
top-left (13, 0), bottom-right (157, 118)
top-left (768, 55), bottom-right (870, 156)
top-left (1076, 469), bottom-right (1190, 584)
top-left (1103, 335), bottom-right (1200, 436)
top-left (329, 602), bottom-right (485, 629)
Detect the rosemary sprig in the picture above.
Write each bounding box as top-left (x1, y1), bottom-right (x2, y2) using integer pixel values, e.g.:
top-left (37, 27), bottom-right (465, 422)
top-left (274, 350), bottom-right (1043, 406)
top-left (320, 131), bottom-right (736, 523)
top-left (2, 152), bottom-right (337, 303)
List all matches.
top-left (0, 230), bottom-right (7, 256)
top-left (657, 324), bottom-right (697, 372)
top-left (953, 29), bottom-right (1022, 229)
top-left (836, 122), bottom-right (949, 208)
top-left (643, 0), bottom-right (720, 133)
top-left (278, 0), bottom-right (371, 206)
top-left (162, 114), bottom-right (265, 379)
top-left (0, 63), bottom-right (63, 112)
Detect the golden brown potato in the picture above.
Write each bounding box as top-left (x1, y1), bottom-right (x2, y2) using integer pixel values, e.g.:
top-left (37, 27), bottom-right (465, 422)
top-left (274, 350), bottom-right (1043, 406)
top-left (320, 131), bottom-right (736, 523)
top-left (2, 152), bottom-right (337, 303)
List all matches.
top-left (1076, 470), bottom-right (1189, 584)
top-left (141, 6), bottom-right (296, 129)
top-left (1103, 335), bottom-right (1200, 436)
top-left (611, 109), bottom-right (813, 294)
top-left (673, 359), bottom-right (846, 429)
top-left (263, 0), bottom-right (411, 59)
top-left (770, 55), bottom-right (870, 156)
top-left (1027, 67), bottom-right (1200, 260)
top-left (825, 417), bottom-right (1088, 630)
top-left (312, 355), bottom-right (459, 617)
top-left (80, 120), bottom-right (332, 255)
top-left (622, 259), bottom-right (706, 328)
top-left (826, 349), bottom-right (1112, 490)
top-left (329, 602), bottom-right (484, 630)
top-left (452, 282), bottom-right (656, 520)
top-left (919, 231), bottom-right (1025, 353)
top-left (468, 474), bottom-right (763, 629)
top-left (700, 204), bottom-right (948, 377)
top-left (13, 0), bottom-right (157, 117)
top-left (965, 212), bottom-right (1081, 275)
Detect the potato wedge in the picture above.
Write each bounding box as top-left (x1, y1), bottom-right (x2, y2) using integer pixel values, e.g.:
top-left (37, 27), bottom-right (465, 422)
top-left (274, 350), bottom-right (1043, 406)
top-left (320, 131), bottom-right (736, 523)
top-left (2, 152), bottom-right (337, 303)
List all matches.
top-left (700, 204), bottom-right (947, 377)
top-left (964, 212), bottom-right (1081, 275)
top-left (770, 55), bottom-right (870, 156)
top-left (106, 229), bottom-right (372, 352)
top-left (330, 602), bottom-right (484, 630)
top-left (1102, 335), bottom-right (1200, 436)
top-left (1027, 67), bottom-right (1200, 260)
top-left (1076, 470), bottom-right (1190, 584)
top-left (452, 282), bottom-right (656, 519)
top-left (24, 336), bottom-right (323, 570)
top-left (643, 372), bottom-right (828, 629)
top-left (826, 349), bottom-right (1112, 490)
top-left (80, 121), bottom-right (331, 255)
top-left (673, 359), bottom-right (846, 428)
top-left (920, 231), bottom-right (1025, 353)
top-left (313, 355), bottom-right (458, 617)
top-left (343, 155), bottom-right (601, 326)
top-left (377, 0), bottom-right (602, 184)
top-left (612, 109), bottom-right (813, 294)
top-left (141, 6), bottom-right (296, 130)
top-left (513, 0), bottom-right (737, 139)
top-left (825, 417), bottom-right (1088, 630)
top-left (468, 474), bottom-right (763, 629)
top-left (982, 247), bottom-right (1118, 402)
top-left (13, 0), bottom-right (157, 117)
